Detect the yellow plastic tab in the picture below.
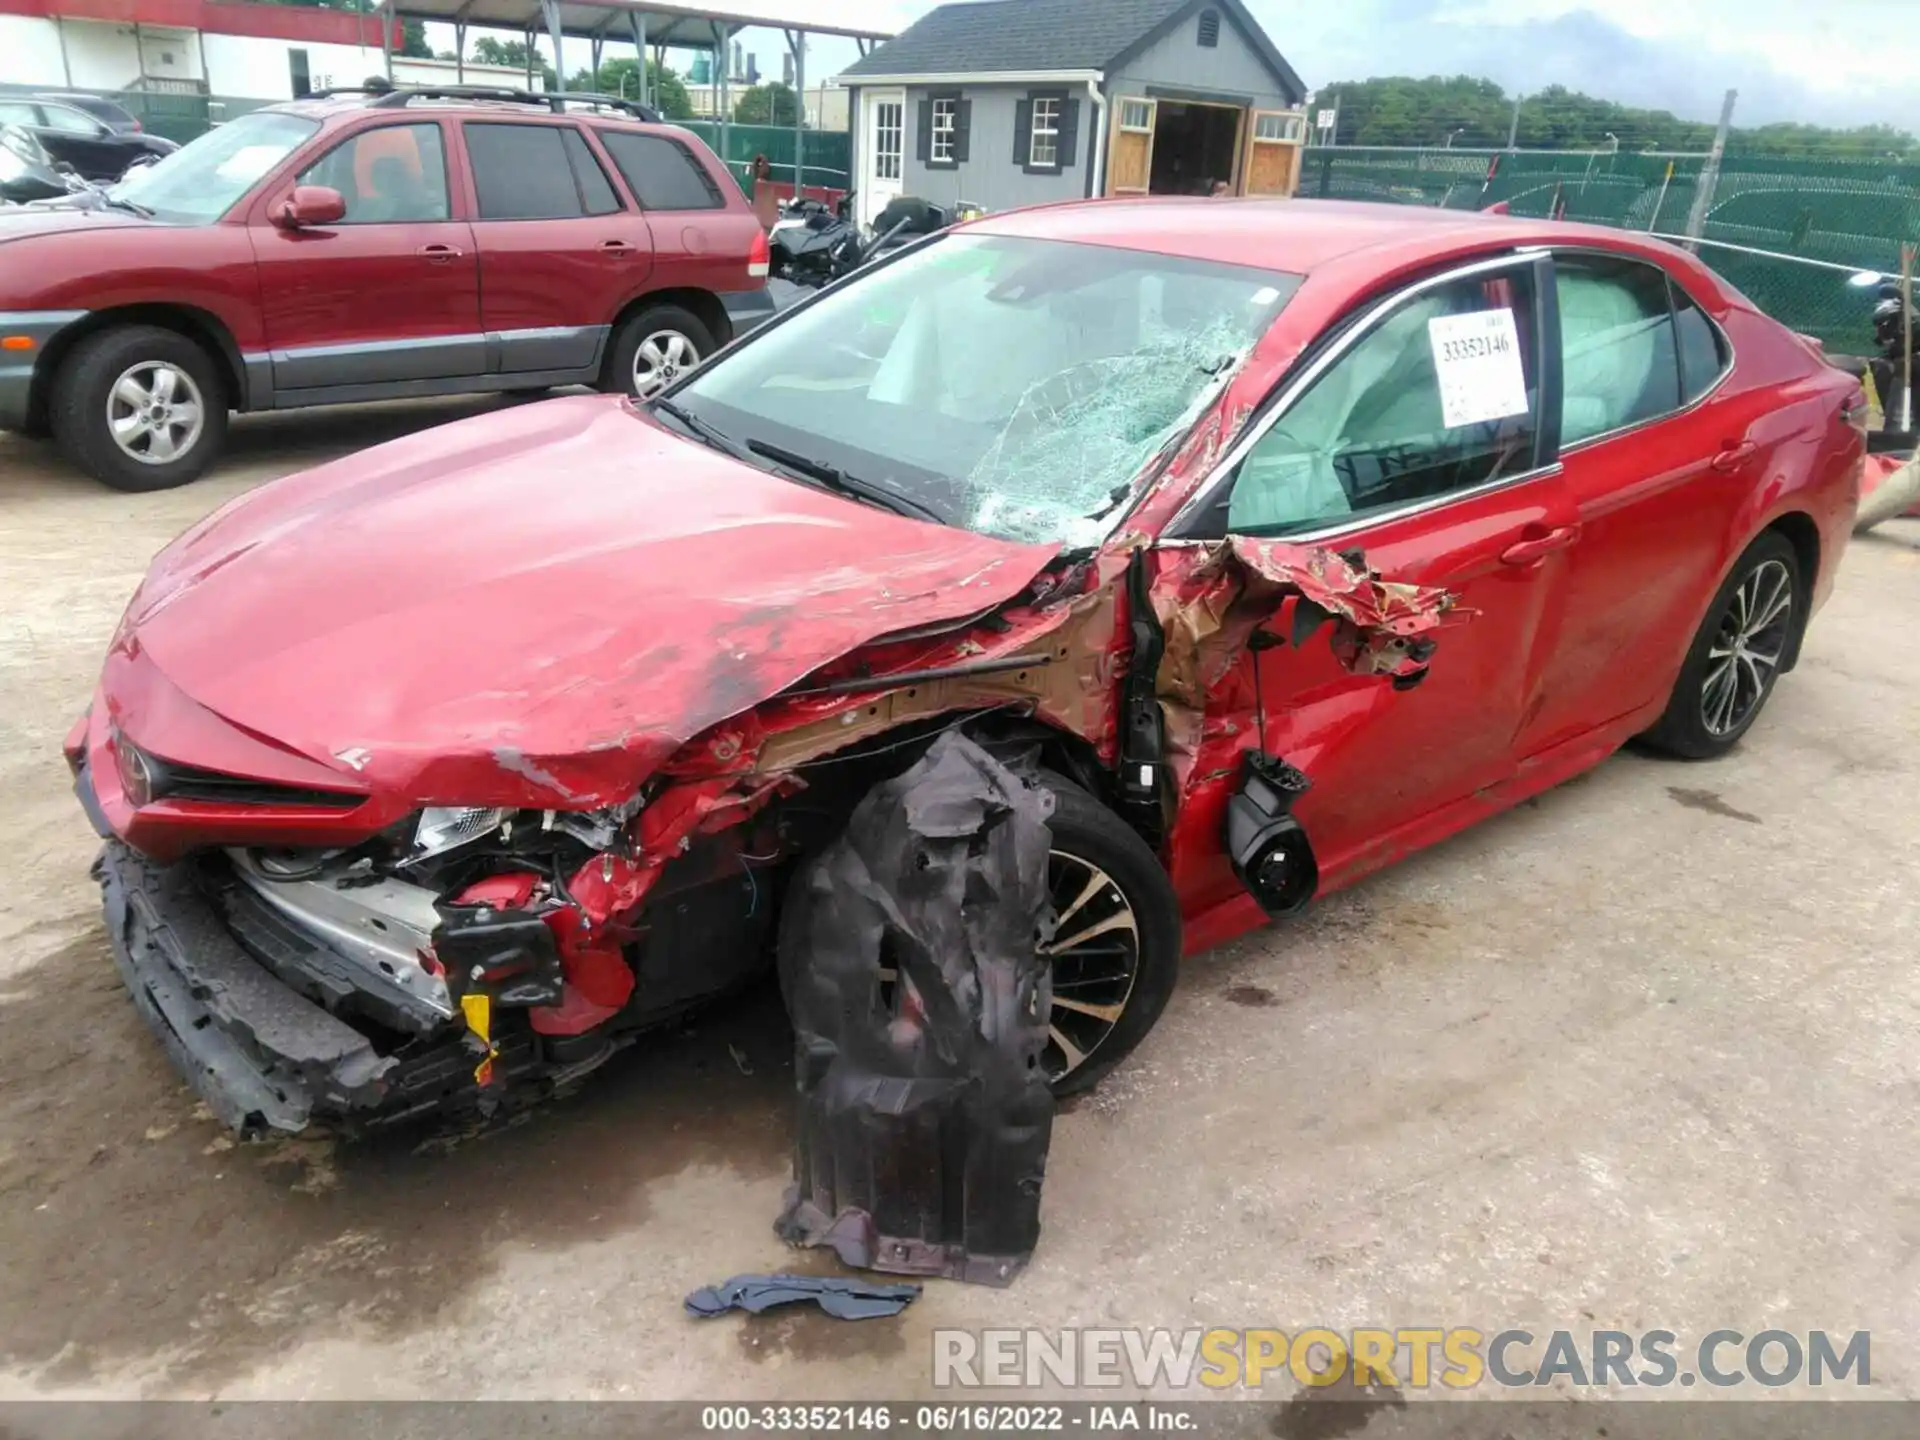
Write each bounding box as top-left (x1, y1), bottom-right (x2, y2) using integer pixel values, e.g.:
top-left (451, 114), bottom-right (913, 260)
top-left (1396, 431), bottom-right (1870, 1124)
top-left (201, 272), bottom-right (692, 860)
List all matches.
top-left (461, 992), bottom-right (498, 1086)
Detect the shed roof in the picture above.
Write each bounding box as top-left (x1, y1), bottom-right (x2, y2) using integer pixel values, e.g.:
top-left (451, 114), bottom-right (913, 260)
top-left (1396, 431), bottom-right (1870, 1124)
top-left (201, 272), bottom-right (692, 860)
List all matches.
top-left (842, 0), bottom-right (1183, 76)
top-left (840, 0), bottom-right (1304, 100)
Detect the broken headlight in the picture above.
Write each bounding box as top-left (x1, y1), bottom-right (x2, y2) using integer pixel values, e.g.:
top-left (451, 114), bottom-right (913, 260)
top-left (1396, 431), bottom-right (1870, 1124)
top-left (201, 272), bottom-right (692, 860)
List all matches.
top-left (411, 806), bottom-right (511, 863)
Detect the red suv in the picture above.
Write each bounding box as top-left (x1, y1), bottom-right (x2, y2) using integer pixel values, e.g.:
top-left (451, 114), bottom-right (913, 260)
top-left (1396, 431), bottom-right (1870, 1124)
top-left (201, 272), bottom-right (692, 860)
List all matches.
top-left (0, 86), bottom-right (773, 490)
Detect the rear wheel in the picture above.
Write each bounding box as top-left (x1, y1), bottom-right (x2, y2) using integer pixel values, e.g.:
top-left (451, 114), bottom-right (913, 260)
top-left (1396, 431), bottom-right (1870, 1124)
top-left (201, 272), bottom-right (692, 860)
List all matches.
top-left (600, 304), bottom-right (716, 400)
top-left (51, 325), bottom-right (227, 491)
top-left (1640, 532), bottom-right (1801, 759)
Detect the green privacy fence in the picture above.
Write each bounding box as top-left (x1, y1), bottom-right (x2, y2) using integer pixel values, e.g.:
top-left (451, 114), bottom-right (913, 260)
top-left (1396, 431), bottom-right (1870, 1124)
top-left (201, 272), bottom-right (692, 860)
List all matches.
top-left (679, 121), bottom-right (851, 195)
top-left (1304, 146), bottom-right (1920, 351)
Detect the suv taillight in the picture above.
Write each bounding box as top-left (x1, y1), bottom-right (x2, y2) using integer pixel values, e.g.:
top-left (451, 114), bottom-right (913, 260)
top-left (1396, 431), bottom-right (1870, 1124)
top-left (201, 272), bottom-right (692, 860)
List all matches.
top-left (748, 228), bottom-right (770, 279)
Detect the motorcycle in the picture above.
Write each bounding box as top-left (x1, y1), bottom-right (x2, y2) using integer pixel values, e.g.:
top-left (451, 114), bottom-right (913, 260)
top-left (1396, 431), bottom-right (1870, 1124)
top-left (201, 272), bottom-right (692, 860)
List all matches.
top-left (768, 192), bottom-right (986, 290)
top-left (1839, 271), bottom-right (1920, 530)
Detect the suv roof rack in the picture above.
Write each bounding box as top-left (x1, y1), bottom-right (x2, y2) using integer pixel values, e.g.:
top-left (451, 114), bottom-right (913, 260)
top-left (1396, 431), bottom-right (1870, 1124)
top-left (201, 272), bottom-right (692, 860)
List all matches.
top-left (309, 85), bottom-right (661, 123)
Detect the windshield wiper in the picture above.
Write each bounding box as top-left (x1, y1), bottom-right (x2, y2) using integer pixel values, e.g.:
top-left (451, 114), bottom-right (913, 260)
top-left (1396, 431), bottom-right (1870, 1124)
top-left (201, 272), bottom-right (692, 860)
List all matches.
top-left (745, 438), bottom-right (945, 524)
top-left (651, 397), bottom-right (750, 460)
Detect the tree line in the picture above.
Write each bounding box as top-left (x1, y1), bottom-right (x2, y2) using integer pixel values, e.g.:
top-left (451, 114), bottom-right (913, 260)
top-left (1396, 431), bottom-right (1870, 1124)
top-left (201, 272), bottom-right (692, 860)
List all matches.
top-left (1320, 76), bottom-right (1916, 159)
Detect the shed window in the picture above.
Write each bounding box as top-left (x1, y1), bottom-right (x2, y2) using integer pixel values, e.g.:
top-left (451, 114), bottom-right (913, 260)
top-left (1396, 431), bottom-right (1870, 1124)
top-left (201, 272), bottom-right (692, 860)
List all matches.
top-left (1120, 99), bottom-right (1153, 131)
top-left (1029, 96), bottom-right (1060, 168)
top-left (1198, 9), bottom-right (1220, 46)
top-left (931, 96), bottom-right (958, 163)
top-left (1254, 112), bottom-right (1302, 142)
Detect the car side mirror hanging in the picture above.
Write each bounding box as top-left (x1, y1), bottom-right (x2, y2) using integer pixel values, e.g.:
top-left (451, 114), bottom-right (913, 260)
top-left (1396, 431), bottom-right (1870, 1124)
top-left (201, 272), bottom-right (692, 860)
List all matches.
top-left (1223, 750), bottom-right (1318, 917)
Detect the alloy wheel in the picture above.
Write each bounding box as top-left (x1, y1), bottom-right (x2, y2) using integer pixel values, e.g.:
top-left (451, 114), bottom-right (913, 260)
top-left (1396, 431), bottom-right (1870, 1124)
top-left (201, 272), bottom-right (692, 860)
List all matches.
top-left (1038, 850), bottom-right (1141, 1081)
top-left (1701, 558), bottom-right (1794, 737)
top-left (105, 361), bottom-right (205, 466)
top-left (631, 330), bottom-right (699, 397)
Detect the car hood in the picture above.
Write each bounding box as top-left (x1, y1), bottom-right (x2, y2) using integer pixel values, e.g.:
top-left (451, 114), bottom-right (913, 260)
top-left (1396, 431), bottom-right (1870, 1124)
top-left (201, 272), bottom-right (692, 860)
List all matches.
top-left (0, 203), bottom-right (153, 242)
top-left (117, 395), bottom-right (1059, 809)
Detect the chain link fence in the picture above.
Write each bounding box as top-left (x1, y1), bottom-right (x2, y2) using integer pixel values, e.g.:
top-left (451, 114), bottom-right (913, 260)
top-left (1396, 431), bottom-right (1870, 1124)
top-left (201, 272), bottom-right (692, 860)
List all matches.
top-left (1302, 146), bottom-right (1920, 351)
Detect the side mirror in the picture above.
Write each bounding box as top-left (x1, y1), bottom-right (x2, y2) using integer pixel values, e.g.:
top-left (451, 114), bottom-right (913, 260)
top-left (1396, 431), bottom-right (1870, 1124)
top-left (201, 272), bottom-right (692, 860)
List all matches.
top-left (275, 184), bottom-right (346, 229)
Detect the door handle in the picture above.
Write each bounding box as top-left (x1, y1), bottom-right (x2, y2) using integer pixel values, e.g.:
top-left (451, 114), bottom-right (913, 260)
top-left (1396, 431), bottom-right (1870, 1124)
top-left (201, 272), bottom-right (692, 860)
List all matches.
top-left (417, 243), bottom-right (461, 263)
top-left (599, 239), bottom-right (635, 253)
top-left (1500, 525), bottom-right (1580, 566)
top-left (1711, 440), bottom-right (1758, 472)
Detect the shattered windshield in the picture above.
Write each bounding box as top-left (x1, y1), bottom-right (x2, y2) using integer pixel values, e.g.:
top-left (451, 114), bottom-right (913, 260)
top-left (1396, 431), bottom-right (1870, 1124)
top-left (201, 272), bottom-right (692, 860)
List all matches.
top-left (671, 234), bottom-right (1302, 544)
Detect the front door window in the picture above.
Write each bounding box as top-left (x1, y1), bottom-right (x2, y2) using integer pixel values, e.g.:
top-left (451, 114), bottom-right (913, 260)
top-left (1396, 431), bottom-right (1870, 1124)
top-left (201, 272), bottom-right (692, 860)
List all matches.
top-left (1227, 265), bottom-right (1544, 536)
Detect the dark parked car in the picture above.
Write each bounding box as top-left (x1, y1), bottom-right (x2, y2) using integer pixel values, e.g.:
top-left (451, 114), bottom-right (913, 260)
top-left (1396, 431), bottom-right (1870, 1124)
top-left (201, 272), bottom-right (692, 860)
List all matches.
top-left (0, 96), bottom-right (175, 180)
top-left (0, 123), bottom-right (67, 204)
top-left (34, 92), bottom-right (146, 134)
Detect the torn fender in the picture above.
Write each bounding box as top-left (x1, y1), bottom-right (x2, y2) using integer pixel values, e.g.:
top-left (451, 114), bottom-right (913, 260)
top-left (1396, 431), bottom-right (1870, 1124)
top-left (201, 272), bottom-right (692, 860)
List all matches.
top-left (1148, 540), bottom-right (1459, 793)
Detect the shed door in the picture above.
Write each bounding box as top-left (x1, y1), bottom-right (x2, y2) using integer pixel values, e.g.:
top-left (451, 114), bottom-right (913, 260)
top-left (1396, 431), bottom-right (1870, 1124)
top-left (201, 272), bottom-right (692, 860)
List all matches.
top-left (1244, 109), bottom-right (1304, 197)
top-left (1106, 96), bottom-right (1155, 197)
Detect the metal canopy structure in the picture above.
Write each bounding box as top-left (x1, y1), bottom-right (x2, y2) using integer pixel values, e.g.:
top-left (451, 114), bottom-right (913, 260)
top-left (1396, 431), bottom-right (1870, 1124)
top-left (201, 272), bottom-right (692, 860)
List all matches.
top-left (374, 0), bottom-right (895, 189)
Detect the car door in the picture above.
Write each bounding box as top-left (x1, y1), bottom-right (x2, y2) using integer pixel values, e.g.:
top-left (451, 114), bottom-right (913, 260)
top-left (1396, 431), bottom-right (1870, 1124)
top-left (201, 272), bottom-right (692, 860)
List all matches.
top-left (1516, 251), bottom-right (1745, 754)
top-left (250, 119), bottom-right (484, 395)
top-left (32, 101), bottom-right (123, 178)
top-left (459, 120), bottom-right (649, 375)
top-left (1163, 252), bottom-right (1576, 904)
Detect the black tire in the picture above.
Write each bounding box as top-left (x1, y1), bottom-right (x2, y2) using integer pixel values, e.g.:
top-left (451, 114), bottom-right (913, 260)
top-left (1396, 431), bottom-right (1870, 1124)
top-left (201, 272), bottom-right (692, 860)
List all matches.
top-left (1038, 771), bottom-right (1182, 1097)
top-left (51, 325), bottom-right (227, 492)
top-left (599, 304), bottom-right (716, 399)
top-left (1640, 531), bottom-right (1803, 760)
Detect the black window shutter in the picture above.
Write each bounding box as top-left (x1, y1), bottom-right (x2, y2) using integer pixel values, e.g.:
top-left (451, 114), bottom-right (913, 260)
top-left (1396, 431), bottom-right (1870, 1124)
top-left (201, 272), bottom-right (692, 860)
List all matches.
top-left (1058, 98), bottom-right (1080, 169)
top-left (916, 98), bottom-right (932, 163)
top-left (954, 98), bottom-right (972, 163)
top-left (1013, 97), bottom-right (1033, 165)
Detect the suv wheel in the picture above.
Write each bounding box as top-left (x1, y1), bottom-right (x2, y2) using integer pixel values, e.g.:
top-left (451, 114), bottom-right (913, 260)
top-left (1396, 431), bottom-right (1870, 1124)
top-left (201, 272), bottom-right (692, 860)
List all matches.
top-left (52, 325), bottom-right (227, 492)
top-left (602, 304), bottom-right (716, 400)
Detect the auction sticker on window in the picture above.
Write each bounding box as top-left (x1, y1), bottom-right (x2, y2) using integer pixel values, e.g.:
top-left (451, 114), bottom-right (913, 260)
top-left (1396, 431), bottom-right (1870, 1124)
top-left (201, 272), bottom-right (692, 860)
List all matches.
top-left (1428, 308), bottom-right (1530, 429)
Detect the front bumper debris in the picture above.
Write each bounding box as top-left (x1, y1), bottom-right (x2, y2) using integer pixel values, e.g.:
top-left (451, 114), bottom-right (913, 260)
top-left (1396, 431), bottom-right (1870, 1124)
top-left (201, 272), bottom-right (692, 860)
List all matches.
top-left (95, 838), bottom-right (394, 1136)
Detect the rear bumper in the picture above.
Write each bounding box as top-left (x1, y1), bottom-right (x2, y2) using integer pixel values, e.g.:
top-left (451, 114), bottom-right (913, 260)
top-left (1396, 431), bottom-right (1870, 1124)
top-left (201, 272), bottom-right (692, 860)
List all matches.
top-left (94, 833), bottom-right (395, 1136)
top-left (0, 310), bottom-right (85, 430)
top-left (721, 286), bottom-right (777, 338)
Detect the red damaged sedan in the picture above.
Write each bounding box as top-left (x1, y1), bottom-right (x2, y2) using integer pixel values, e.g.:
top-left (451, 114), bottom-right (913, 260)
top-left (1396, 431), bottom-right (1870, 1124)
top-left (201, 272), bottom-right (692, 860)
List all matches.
top-left (68, 199), bottom-right (1862, 1135)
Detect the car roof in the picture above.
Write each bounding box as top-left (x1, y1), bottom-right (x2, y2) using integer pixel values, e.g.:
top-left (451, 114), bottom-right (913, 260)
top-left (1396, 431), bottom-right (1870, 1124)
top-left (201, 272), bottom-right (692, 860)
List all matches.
top-left (970, 197), bottom-right (1656, 277)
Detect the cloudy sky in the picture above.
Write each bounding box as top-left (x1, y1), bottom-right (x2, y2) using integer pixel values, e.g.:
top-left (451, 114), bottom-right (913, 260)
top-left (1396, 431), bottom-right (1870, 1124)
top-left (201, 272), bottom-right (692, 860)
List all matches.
top-left (769, 0), bottom-right (1911, 132)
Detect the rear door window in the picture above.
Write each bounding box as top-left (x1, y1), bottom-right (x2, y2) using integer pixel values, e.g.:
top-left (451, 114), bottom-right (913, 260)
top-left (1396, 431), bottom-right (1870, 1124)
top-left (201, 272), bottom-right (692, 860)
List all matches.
top-left (1673, 284), bottom-right (1731, 403)
top-left (37, 103), bottom-right (104, 136)
top-left (597, 131), bottom-right (725, 210)
top-left (1226, 263), bottom-right (1544, 536)
top-left (561, 127), bottom-right (623, 214)
top-left (464, 122), bottom-right (592, 220)
top-left (1556, 254), bottom-right (1683, 444)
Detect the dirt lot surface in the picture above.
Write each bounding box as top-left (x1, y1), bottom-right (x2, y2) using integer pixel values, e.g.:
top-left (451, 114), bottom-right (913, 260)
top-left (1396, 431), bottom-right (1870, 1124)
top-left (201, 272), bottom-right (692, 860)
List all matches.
top-left (3, 404), bottom-right (1919, 1403)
